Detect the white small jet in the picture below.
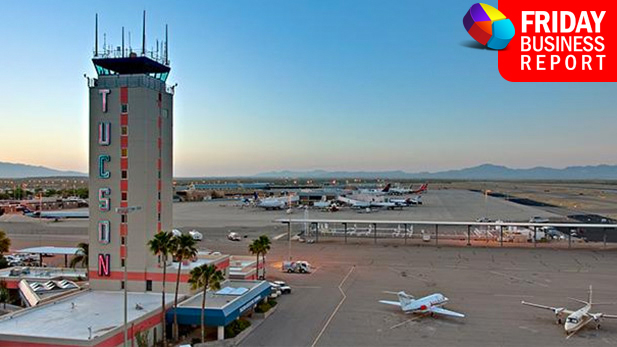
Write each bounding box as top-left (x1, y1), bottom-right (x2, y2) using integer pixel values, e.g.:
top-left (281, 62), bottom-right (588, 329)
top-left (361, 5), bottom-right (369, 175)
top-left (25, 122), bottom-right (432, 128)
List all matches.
top-left (337, 196), bottom-right (371, 209)
top-left (257, 195), bottom-right (299, 210)
top-left (379, 291), bottom-right (465, 318)
top-left (522, 285), bottom-right (617, 336)
top-left (359, 183), bottom-right (391, 196)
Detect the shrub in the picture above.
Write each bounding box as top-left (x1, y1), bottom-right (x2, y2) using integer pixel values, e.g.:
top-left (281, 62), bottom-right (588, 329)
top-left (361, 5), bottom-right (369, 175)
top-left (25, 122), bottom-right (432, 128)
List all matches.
top-left (225, 318), bottom-right (251, 339)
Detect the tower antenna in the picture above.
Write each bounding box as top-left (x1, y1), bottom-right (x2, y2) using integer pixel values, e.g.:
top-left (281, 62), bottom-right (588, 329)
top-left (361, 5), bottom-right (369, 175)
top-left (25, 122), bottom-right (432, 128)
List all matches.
top-left (95, 14), bottom-right (98, 56)
top-left (165, 24), bottom-right (169, 65)
top-left (122, 26), bottom-right (125, 57)
top-left (141, 10), bottom-right (146, 56)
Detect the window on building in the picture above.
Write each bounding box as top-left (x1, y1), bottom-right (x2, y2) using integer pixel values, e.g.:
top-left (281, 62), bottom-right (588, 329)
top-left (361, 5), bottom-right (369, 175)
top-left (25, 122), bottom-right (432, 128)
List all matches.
top-left (158, 192), bottom-right (161, 200)
top-left (122, 192), bottom-right (128, 201)
top-left (158, 171), bottom-right (161, 179)
top-left (146, 280), bottom-right (152, 292)
top-left (121, 281), bottom-right (125, 290)
top-left (121, 236), bottom-right (125, 245)
top-left (158, 213), bottom-right (161, 221)
top-left (121, 170), bottom-right (128, 179)
top-left (121, 104), bottom-right (128, 113)
top-left (121, 126), bottom-right (128, 135)
top-left (121, 258), bottom-right (125, 267)
top-left (121, 148), bottom-right (128, 157)
top-left (121, 215), bottom-right (127, 223)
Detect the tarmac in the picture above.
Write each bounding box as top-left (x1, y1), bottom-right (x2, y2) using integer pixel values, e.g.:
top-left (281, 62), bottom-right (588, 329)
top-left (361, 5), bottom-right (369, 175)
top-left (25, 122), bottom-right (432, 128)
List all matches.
top-left (239, 242), bottom-right (617, 347)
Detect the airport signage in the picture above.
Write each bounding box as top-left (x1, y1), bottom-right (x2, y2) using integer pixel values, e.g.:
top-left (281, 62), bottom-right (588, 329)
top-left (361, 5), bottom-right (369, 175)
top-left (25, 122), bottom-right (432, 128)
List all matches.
top-left (496, 0), bottom-right (616, 81)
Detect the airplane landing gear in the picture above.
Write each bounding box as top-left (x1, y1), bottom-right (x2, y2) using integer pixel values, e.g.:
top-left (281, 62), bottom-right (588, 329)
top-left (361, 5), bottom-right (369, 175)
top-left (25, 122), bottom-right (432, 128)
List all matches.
top-left (556, 318), bottom-right (562, 325)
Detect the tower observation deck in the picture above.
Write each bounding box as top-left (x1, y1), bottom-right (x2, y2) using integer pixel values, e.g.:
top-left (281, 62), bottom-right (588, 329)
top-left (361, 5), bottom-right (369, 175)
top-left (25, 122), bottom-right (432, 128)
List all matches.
top-left (92, 12), bottom-right (170, 82)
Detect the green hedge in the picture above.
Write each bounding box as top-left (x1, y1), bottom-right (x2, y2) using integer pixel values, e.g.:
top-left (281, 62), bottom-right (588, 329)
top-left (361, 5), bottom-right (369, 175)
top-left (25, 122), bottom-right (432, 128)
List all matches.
top-left (225, 318), bottom-right (251, 339)
top-left (255, 299), bottom-right (277, 313)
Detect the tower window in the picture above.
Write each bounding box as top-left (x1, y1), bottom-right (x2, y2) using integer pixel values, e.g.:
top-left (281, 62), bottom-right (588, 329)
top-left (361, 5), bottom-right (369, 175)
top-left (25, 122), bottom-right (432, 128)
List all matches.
top-left (121, 170), bottom-right (128, 179)
top-left (121, 236), bottom-right (126, 245)
top-left (121, 259), bottom-right (125, 267)
top-left (121, 104), bottom-right (128, 113)
top-left (121, 148), bottom-right (128, 157)
top-left (121, 215), bottom-right (127, 223)
top-left (146, 280), bottom-right (153, 291)
top-left (122, 192), bottom-right (128, 201)
top-left (121, 281), bottom-right (125, 289)
top-left (158, 192), bottom-right (161, 200)
top-left (121, 126), bottom-right (128, 135)
top-left (158, 213), bottom-right (161, 221)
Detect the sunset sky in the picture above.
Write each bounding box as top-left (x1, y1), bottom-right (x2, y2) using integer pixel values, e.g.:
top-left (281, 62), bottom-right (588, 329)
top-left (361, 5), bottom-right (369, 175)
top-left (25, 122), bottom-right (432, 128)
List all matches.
top-left (0, 1), bottom-right (615, 176)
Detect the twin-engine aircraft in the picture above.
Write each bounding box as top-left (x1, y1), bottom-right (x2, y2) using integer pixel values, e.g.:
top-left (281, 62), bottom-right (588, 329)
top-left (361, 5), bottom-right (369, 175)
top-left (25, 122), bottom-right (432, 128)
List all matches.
top-left (522, 285), bottom-right (617, 336)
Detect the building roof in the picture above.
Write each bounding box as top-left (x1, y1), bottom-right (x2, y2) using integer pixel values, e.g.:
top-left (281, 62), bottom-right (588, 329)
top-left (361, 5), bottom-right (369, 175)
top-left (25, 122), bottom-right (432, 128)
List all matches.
top-left (17, 246), bottom-right (80, 255)
top-left (0, 290), bottom-right (175, 342)
top-left (179, 280), bottom-right (266, 310)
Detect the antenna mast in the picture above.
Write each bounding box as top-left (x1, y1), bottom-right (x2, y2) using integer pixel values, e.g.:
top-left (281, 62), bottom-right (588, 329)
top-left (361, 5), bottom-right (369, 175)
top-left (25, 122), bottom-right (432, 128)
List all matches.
top-left (141, 10), bottom-right (146, 56)
top-left (122, 26), bottom-right (125, 57)
top-left (95, 14), bottom-right (98, 56)
top-left (165, 24), bottom-right (169, 65)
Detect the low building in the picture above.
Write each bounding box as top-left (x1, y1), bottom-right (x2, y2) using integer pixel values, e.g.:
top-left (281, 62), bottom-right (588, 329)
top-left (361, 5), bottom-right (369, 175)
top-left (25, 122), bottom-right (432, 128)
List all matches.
top-left (168, 279), bottom-right (271, 341)
top-left (228, 255), bottom-right (261, 280)
top-left (0, 290), bottom-right (175, 346)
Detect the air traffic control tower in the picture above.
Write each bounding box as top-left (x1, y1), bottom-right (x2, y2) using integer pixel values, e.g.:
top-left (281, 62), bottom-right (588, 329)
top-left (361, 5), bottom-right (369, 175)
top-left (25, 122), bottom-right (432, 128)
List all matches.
top-left (88, 14), bottom-right (174, 291)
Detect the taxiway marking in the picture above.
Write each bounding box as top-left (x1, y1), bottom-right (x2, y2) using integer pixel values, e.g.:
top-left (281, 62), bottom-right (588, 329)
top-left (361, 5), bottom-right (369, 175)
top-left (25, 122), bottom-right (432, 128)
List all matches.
top-left (311, 266), bottom-right (355, 347)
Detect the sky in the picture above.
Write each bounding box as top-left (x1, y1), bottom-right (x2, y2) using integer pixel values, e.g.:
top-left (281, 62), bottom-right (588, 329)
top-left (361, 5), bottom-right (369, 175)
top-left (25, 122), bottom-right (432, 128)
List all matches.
top-left (0, 1), bottom-right (615, 177)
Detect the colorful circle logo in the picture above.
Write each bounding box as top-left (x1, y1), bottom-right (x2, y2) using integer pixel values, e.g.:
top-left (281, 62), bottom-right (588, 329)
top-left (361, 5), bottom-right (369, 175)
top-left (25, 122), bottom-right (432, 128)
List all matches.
top-left (463, 3), bottom-right (515, 50)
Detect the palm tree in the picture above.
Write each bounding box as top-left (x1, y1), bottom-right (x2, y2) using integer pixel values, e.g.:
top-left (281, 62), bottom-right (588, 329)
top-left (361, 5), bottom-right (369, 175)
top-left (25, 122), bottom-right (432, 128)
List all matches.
top-left (69, 242), bottom-right (88, 269)
top-left (147, 231), bottom-right (175, 346)
top-left (0, 230), bottom-right (10, 256)
top-left (248, 240), bottom-right (260, 279)
top-left (257, 235), bottom-right (271, 279)
top-left (189, 264), bottom-right (224, 343)
top-left (171, 234), bottom-right (197, 341)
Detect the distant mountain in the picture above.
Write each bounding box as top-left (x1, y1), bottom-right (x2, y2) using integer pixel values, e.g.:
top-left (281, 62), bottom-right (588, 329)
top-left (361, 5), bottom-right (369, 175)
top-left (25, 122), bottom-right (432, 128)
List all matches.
top-left (0, 161), bottom-right (85, 178)
top-left (255, 164), bottom-right (617, 180)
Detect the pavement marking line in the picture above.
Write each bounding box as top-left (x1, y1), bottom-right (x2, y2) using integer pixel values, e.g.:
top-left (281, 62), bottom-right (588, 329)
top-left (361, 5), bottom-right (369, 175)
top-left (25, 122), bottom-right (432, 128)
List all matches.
top-left (311, 266), bottom-right (355, 347)
top-left (273, 232), bottom-right (288, 241)
top-left (389, 315), bottom-right (422, 330)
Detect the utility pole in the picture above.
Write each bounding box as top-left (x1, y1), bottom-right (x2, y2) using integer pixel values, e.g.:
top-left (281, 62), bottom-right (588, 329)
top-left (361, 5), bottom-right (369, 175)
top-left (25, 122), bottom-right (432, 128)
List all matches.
top-left (115, 206), bottom-right (142, 347)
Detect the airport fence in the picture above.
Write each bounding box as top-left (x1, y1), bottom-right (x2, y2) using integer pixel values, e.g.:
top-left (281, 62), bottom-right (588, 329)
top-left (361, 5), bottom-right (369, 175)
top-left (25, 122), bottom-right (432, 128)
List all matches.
top-left (276, 219), bottom-right (617, 250)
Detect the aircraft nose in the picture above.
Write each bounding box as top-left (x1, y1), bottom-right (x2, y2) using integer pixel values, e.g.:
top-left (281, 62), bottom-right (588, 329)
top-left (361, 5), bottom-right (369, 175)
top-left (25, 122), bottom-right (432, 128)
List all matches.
top-left (564, 323), bottom-right (573, 332)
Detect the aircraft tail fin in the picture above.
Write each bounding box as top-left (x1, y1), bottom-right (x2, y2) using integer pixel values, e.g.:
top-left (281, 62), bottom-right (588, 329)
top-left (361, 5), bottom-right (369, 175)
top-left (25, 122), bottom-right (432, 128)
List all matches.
top-left (589, 285), bottom-right (593, 305)
top-left (397, 291), bottom-right (414, 307)
top-left (382, 184), bottom-right (391, 192)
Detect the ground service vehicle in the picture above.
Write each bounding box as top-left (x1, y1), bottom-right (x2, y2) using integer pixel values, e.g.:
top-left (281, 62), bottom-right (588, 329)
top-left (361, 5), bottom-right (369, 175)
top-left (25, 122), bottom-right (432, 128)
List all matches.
top-left (282, 261), bottom-right (311, 273)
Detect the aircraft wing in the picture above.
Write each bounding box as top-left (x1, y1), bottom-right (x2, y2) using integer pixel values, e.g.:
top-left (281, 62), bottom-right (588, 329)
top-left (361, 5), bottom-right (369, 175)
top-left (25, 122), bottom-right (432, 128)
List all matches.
top-left (430, 306), bottom-right (465, 318)
top-left (521, 301), bottom-right (573, 315)
top-left (379, 300), bottom-right (402, 307)
top-left (600, 314), bottom-right (617, 319)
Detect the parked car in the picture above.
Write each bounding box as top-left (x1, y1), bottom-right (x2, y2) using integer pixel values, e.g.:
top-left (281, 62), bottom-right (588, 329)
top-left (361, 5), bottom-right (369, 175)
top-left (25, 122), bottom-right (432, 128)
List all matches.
top-left (529, 216), bottom-right (549, 223)
top-left (227, 232), bottom-right (241, 241)
top-left (188, 229), bottom-right (203, 241)
top-left (269, 282), bottom-right (282, 298)
top-left (273, 281), bottom-right (291, 294)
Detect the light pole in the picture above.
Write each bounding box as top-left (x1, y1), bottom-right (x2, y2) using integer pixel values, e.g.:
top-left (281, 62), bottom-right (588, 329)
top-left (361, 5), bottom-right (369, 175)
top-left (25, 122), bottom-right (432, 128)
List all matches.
top-left (115, 205), bottom-right (141, 347)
